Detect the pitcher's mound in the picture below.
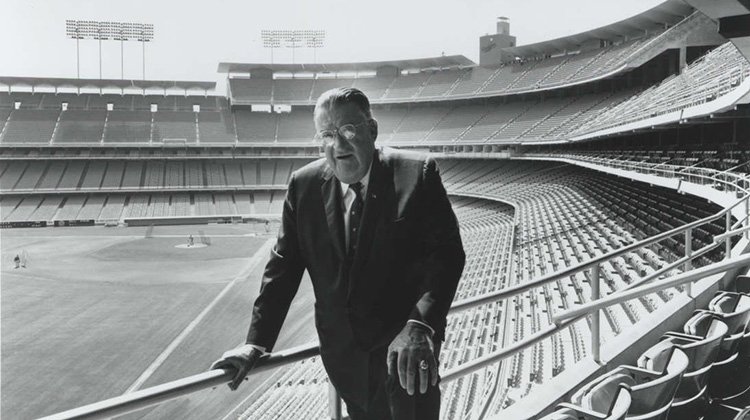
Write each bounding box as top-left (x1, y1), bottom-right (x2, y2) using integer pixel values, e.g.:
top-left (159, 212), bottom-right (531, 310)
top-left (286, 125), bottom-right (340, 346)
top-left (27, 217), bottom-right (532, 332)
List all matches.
top-left (174, 243), bottom-right (208, 249)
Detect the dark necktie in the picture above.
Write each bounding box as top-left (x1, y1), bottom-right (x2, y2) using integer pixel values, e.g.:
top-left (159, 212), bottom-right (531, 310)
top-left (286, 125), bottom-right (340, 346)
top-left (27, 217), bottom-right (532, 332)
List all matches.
top-left (348, 182), bottom-right (364, 256)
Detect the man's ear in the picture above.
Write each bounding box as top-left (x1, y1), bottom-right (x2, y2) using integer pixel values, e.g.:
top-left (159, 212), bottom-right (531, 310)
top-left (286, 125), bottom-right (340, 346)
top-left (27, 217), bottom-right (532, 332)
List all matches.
top-left (369, 118), bottom-right (378, 141)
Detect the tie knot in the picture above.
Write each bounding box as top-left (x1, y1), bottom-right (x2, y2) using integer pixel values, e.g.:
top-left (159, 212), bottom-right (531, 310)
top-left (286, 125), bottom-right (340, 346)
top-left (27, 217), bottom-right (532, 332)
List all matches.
top-left (350, 182), bottom-right (363, 198)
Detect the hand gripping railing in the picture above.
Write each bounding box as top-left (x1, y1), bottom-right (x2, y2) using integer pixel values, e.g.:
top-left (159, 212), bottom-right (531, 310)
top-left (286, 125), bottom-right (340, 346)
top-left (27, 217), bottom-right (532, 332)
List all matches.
top-left (40, 193), bottom-right (750, 420)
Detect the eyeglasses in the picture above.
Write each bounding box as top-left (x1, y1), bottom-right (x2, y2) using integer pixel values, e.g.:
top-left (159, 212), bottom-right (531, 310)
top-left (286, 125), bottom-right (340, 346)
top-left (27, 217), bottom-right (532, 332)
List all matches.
top-left (314, 120), bottom-right (370, 144)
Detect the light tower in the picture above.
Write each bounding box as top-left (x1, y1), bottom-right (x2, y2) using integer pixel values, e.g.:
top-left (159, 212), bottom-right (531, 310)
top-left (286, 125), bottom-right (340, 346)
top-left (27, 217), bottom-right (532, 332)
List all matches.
top-left (261, 29), bottom-right (326, 65)
top-left (65, 20), bottom-right (154, 81)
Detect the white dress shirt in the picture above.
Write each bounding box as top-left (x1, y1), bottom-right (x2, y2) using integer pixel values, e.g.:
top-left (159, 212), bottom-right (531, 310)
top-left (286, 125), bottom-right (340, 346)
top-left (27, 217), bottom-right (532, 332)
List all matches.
top-left (339, 165), bottom-right (371, 250)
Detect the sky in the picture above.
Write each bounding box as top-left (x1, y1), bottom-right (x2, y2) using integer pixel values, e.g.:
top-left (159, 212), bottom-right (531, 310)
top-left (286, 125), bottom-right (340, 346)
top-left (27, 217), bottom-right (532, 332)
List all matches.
top-left (0, 0), bottom-right (665, 89)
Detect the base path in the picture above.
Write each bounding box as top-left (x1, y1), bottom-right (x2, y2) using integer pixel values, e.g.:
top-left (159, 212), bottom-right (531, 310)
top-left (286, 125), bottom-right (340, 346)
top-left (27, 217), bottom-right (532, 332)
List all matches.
top-left (123, 238), bottom-right (275, 394)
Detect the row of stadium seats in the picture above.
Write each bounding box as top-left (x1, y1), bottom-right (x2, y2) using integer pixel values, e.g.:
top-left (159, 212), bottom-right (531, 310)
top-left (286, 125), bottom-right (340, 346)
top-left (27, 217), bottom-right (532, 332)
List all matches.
top-left (0, 91), bottom-right (631, 144)
top-left (230, 197), bottom-right (517, 420)
top-left (554, 148), bottom-right (750, 174)
top-left (2, 41), bottom-right (745, 146)
top-left (228, 31), bottom-right (665, 104)
top-left (0, 159), bottom-right (313, 192)
top-left (541, 274), bottom-right (750, 420)
top-left (438, 160), bottom-right (731, 416)
top-left (0, 109), bottom-right (237, 144)
top-left (573, 42), bottom-right (750, 136)
top-left (0, 147), bottom-right (314, 159)
top-left (0, 93), bottom-right (228, 111)
top-left (4, 160), bottom-right (731, 417)
top-left (210, 160), bottom-right (737, 420)
top-left (0, 191), bottom-right (288, 222)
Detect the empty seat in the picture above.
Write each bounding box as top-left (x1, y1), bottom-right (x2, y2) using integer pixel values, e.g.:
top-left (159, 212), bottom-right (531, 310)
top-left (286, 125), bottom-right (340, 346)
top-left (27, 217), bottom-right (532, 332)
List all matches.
top-left (640, 313), bottom-right (727, 419)
top-left (584, 347), bottom-right (688, 419)
top-left (700, 291), bottom-right (750, 400)
top-left (541, 376), bottom-right (632, 420)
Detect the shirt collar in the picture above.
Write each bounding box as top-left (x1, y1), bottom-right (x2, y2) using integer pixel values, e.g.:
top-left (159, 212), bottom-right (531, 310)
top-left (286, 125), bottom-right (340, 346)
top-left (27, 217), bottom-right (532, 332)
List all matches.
top-left (339, 160), bottom-right (372, 198)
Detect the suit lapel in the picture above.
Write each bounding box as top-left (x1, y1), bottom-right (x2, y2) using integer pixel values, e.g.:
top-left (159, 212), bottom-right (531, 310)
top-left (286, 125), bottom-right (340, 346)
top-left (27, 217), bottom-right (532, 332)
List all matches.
top-left (321, 166), bottom-right (346, 260)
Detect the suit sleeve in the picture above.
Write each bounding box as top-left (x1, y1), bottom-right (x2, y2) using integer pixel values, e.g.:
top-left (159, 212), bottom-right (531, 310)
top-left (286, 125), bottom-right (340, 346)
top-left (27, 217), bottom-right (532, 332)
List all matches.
top-left (408, 157), bottom-right (465, 341)
top-left (246, 172), bottom-right (306, 351)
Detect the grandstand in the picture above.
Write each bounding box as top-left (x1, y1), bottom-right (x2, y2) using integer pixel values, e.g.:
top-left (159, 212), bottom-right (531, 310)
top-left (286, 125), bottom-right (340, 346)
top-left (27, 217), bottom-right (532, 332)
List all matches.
top-left (2, 0), bottom-right (750, 419)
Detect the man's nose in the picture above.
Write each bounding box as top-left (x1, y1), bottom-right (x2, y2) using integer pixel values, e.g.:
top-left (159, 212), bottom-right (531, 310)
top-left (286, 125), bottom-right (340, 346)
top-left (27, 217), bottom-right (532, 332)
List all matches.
top-left (332, 134), bottom-right (350, 149)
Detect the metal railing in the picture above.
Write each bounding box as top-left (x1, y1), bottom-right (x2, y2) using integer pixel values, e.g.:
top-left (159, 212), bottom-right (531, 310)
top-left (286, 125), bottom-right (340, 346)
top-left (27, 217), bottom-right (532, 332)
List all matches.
top-left (40, 192), bottom-right (750, 420)
top-left (526, 152), bottom-right (750, 196)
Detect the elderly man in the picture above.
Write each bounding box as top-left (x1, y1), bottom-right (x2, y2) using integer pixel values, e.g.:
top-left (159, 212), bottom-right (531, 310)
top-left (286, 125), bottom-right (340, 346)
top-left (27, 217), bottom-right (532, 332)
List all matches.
top-left (212, 87), bottom-right (465, 419)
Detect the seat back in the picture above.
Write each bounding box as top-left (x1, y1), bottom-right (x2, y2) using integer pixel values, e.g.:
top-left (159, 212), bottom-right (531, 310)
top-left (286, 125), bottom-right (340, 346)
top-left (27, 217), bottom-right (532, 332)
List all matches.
top-left (626, 347), bottom-right (689, 415)
top-left (668, 314), bottom-right (728, 372)
top-left (709, 293), bottom-right (750, 336)
top-left (583, 374), bottom-right (634, 414)
top-left (707, 293), bottom-right (750, 360)
top-left (545, 385), bottom-right (632, 420)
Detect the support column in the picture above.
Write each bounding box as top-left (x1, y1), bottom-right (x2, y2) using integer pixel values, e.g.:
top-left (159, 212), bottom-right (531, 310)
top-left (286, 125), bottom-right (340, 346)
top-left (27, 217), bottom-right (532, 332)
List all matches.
top-left (685, 229), bottom-right (692, 297)
top-left (328, 383), bottom-right (342, 420)
top-left (591, 264), bottom-right (601, 363)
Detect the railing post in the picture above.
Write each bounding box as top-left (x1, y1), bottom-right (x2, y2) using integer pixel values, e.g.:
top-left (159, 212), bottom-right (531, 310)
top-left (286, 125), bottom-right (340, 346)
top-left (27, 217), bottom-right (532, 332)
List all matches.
top-left (726, 212), bottom-right (732, 260)
top-left (684, 228), bottom-right (692, 297)
top-left (328, 383), bottom-right (342, 420)
top-left (745, 196), bottom-right (749, 241)
top-left (591, 264), bottom-right (601, 364)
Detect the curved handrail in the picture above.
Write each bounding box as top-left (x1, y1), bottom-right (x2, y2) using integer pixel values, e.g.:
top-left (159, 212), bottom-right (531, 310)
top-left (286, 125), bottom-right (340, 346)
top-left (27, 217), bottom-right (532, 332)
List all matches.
top-left (38, 189), bottom-right (750, 420)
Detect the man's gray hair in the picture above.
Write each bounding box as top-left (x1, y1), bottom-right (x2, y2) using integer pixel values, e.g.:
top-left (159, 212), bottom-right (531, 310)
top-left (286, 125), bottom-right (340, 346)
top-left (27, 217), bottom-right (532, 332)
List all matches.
top-left (314, 87), bottom-right (373, 122)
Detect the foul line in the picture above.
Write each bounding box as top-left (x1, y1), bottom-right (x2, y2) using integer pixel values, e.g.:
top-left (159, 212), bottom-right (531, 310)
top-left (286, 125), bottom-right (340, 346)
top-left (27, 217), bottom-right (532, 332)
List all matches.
top-left (123, 238), bottom-right (275, 394)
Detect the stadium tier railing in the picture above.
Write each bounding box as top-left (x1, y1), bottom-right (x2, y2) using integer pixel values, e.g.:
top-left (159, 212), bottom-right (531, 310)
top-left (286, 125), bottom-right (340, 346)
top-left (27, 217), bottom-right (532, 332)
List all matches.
top-left (618, 11), bottom-right (711, 71)
top-left (524, 152), bottom-right (750, 197)
top-left (37, 179), bottom-right (750, 420)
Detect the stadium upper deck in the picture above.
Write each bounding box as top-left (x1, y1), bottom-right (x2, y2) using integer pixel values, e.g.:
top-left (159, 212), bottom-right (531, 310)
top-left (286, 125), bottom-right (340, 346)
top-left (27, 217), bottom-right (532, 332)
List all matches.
top-left (221, 2), bottom-right (722, 106)
top-left (2, 37), bottom-right (748, 147)
top-left (1, 6), bottom-right (748, 148)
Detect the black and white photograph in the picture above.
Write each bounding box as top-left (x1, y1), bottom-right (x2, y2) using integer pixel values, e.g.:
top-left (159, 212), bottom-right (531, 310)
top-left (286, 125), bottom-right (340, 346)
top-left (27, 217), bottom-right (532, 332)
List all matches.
top-left (1, 0), bottom-right (750, 419)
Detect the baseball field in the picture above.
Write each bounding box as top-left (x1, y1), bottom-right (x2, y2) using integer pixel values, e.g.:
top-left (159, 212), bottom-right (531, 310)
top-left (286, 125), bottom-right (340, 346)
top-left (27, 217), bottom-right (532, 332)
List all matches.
top-left (1, 223), bottom-right (317, 420)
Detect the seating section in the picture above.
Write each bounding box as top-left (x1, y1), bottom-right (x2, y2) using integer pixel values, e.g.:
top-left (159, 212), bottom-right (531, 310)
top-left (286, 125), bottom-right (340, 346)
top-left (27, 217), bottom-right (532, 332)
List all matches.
top-left (0, 110), bottom-right (59, 143)
top-left (103, 111), bottom-right (152, 143)
top-left (540, 274), bottom-right (750, 420)
top-left (0, 159), bottom-right (314, 194)
top-left (197, 159), bottom-right (736, 420)
top-left (0, 94), bottom-right (234, 144)
top-left (54, 110), bottom-right (106, 143)
top-left (0, 92), bottom-right (636, 144)
top-left (573, 42), bottom-right (750, 136)
top-left (226, 27), bottom-right (680, 105)
top-left (197, 111), bottom-right (236, 143)
top-left (6, 40), bottom-right (745, 147)
top-left (152, 112), bottom-right (197, 143)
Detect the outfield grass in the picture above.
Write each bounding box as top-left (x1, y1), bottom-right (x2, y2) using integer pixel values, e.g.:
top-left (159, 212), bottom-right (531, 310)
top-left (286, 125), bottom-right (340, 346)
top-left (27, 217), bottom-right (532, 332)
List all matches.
top-left (1, 224), bottom-right (316, 420)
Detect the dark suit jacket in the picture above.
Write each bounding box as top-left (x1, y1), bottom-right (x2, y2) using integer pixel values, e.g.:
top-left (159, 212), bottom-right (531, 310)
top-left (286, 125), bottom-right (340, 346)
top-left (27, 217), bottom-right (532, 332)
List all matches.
top-left (246, 147), bottom-right (465, 405)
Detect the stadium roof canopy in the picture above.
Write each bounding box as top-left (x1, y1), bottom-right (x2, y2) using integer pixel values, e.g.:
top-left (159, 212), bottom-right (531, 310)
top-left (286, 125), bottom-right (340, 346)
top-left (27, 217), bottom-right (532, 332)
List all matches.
top-left (502, 0), bottom-right (695, 57)
top-left (217, 55), bottom-right (475, 74)
top-left (0, 77), bottom-right (216, 91)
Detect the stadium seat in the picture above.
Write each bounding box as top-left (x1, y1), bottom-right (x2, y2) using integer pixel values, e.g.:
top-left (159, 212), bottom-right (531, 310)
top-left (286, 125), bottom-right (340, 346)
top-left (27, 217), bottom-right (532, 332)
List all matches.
top-left (540, 379), bottom-right (632, 420)
top-left (584, 347), bottom-right (688, 419)
top-left (700, 292), bottom-right (750, 400)
top-left (640, 314), bottom-right (727, 419)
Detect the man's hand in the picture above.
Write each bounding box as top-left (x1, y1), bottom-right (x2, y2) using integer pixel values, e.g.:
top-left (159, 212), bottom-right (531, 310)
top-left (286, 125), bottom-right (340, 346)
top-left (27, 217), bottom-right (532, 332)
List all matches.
top-left (210, 345), bottom-right (264, 390)
top-left (387, 323), bottom-right (438, 396)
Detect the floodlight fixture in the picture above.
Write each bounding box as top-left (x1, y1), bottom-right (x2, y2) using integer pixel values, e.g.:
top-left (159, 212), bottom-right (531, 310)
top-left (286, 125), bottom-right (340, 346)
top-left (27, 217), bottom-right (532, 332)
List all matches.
top-left (261, 29), bottom-right (326, 64)
top-left (66, 20), bottom-right (154, 81)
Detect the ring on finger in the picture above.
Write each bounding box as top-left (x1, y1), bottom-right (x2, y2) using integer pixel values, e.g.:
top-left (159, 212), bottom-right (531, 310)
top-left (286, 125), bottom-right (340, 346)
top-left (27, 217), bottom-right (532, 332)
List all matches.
top-left (419, 360), bottom-right (429, 371)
